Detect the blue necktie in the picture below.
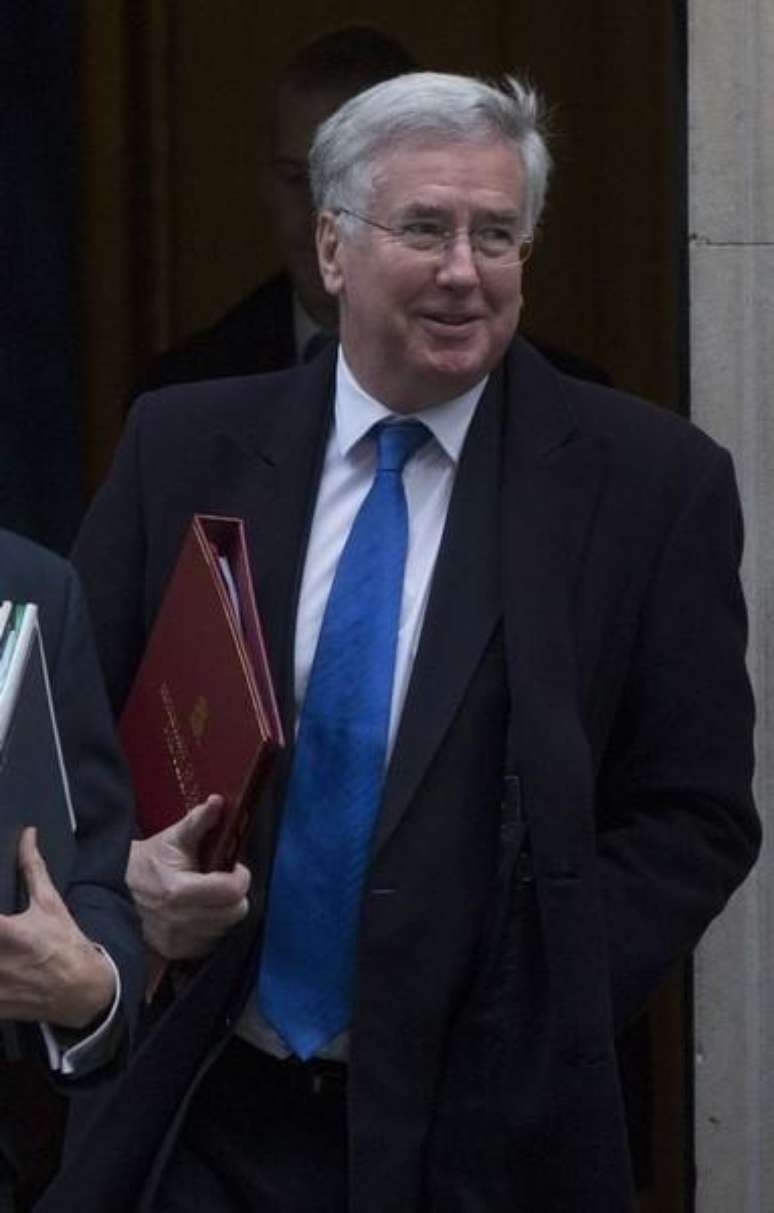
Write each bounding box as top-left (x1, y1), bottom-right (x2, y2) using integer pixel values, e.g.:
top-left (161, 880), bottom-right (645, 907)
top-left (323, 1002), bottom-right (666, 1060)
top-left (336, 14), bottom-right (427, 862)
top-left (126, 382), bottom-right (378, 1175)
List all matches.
top-left (258, 420), bottom-right (430, 1059)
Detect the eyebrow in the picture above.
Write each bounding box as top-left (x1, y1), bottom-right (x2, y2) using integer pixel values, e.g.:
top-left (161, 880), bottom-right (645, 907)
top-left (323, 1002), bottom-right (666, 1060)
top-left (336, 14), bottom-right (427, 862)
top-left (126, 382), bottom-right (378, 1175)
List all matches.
top-left (394, 202), bottom-right (523, 225)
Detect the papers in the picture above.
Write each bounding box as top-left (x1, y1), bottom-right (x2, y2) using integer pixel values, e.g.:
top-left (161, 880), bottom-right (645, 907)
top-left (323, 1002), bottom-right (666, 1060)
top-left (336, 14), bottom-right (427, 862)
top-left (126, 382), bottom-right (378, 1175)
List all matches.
top-left (0, 602), bottom-right (76, 915)
top-left (0, 602), bottom-right (77, 1054)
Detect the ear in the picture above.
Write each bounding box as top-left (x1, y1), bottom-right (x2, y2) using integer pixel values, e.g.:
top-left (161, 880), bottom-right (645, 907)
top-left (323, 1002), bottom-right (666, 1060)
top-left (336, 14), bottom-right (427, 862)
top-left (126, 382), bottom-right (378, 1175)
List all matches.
top-left (316, 211), bottom-right (344, 296)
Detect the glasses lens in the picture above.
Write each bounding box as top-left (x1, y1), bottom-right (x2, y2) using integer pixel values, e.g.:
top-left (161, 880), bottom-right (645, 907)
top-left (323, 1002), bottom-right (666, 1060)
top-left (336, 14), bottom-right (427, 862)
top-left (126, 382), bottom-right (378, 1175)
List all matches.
top-left (476, 233), bottom-right (533, 265)
top-left (400, 221), bottom-right (448, 253)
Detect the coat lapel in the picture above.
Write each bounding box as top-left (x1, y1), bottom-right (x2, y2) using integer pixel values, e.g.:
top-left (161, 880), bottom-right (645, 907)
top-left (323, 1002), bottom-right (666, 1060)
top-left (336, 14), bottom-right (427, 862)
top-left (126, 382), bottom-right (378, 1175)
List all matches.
top-left (204, 352), bottom-right (335, 739)
top-left (500, 341), bottom-right (609, 864)
top-left (374, 369), bottom-right (506, 852)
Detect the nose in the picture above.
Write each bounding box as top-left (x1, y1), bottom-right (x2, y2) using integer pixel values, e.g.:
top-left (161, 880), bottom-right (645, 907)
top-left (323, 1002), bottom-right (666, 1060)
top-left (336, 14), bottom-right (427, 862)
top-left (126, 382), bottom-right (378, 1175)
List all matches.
top-left (435, 232), bottom-right (480, 288)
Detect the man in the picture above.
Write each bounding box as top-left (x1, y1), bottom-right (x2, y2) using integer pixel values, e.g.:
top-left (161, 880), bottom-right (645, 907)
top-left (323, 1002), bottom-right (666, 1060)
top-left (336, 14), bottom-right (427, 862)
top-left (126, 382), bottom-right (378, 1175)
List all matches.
top-left (0, 529), bottom-right (145, 1210)
top-left (41, 73), bottom-right (758, 1211)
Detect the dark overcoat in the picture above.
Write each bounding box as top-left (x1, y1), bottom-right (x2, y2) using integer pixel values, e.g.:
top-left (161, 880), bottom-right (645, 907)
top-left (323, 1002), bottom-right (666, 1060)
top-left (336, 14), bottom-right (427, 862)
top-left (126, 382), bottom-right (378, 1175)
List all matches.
top-left (38, 339), bottom-right (759, 1212)
top-left (0, 530), bottom-right (145, 1037)
top-left (0, 531), bottom-right (145, 1209)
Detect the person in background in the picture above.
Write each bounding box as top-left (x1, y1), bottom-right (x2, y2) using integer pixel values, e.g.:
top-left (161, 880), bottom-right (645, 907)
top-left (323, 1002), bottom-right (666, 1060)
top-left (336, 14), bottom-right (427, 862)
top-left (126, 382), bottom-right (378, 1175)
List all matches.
top-left (135, 26), bottom-right (418, 391)
top-left (41, 72), bottom-right (757, 1212)
top-left (0, 529), bottom-right (145, 1212)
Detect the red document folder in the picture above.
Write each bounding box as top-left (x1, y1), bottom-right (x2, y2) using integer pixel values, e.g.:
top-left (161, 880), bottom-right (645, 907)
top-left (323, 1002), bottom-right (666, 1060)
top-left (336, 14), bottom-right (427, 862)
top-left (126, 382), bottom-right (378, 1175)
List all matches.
top-left (119, 515), bottom-right (284, 872)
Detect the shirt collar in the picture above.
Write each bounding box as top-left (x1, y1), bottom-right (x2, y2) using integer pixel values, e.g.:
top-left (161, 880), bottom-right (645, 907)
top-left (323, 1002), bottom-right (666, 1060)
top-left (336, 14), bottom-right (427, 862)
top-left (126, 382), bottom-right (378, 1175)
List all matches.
top-left (334, 347), bottom-right (487, 464)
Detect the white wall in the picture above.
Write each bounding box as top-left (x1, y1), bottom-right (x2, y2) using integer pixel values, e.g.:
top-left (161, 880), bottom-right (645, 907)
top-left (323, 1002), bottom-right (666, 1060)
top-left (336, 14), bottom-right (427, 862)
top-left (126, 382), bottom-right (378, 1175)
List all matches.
top-left (689, 2), bottom-right (774, 1208)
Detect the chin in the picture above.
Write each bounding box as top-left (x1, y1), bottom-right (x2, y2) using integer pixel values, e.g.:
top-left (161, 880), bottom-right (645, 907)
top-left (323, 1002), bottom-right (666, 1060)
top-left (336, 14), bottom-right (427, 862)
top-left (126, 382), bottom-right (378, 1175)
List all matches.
top-left (419, 369), bottom-right (481, 405)
top-left (425, 349), bottom-right (489, 390)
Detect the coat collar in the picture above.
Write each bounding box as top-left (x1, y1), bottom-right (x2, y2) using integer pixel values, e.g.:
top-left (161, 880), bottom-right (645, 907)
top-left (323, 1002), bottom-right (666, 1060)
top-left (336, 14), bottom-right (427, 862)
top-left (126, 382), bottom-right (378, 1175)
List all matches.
top-left (374, 363), bottom-right (507, 851)
top-left (500, 339), bottom-right (609, 870)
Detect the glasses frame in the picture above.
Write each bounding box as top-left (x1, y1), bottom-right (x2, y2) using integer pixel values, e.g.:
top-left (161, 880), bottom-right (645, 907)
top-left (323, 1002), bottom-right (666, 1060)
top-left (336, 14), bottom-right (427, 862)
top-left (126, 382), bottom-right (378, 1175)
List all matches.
top-left (334, 206), bottom-right (534, 267)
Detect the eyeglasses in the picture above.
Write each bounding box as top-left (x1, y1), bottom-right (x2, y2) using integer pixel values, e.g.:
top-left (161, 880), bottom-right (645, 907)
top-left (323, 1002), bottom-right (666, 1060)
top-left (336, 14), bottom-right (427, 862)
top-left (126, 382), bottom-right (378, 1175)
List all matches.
top-left (335, 207), bottom-right (533, 266)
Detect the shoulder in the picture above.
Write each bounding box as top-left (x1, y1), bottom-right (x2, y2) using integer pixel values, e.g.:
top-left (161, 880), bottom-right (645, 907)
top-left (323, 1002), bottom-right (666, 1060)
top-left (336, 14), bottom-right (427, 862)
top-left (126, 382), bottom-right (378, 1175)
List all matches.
top-left (131, 365), bottom-right (293, 428)
top-left (0, 530), bottom-right (87, 671)
top-left (570, 382), bottom-right (736, 522)
top-left (0, 528), bottom-right (74, 604)
top-left (503, 339), bottom-right (741, 552)
top-left (510, 338), bottom-right (725, 474)
top-left (127, 348), bottom-right (334, 454)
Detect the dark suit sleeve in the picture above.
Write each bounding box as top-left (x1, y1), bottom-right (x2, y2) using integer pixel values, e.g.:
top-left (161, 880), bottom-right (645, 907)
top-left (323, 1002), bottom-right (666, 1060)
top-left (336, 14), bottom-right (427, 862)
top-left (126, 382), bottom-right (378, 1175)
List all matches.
top-left (71, 407), bottom-right (154, 716)
top-left (596, 446), bottom-right (760, 1027)
top-left (48, 562), bottom-right (147, 1067)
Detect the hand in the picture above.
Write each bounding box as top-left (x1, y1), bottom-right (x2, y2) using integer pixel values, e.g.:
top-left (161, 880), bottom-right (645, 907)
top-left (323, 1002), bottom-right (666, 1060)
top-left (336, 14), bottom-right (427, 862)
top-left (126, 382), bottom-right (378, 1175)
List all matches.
top-left (126, 795), bottom-right (251, 961)
top-left (0, 828), bottom-right (116, 1030)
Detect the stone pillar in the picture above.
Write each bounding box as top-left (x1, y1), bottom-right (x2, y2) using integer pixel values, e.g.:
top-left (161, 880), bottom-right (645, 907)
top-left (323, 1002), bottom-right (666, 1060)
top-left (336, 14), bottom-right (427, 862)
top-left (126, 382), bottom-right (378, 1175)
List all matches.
top-left (689, 3), bottom-right (774, 1209)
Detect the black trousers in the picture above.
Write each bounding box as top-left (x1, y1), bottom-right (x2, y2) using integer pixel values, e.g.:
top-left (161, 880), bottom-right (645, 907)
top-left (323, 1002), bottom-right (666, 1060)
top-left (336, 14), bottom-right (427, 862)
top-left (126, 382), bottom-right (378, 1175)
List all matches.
top-left (152, 1037), bottom-right (348, 1213)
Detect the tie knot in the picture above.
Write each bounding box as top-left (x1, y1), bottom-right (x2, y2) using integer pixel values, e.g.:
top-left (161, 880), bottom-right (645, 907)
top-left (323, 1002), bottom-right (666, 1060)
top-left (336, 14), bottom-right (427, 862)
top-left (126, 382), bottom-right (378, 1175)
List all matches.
top-left (374, 421), bottom-right (430, 474)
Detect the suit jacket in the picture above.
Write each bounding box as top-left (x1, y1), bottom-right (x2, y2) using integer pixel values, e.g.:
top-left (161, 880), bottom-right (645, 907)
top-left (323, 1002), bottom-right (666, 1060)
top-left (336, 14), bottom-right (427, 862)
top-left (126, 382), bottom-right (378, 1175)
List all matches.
top-left (0, 530), bottom-right (145, 1043)
top-left (0, 531), bottom-right (146, 1205)
top-left (40, 339), bottom-right (758, 1212)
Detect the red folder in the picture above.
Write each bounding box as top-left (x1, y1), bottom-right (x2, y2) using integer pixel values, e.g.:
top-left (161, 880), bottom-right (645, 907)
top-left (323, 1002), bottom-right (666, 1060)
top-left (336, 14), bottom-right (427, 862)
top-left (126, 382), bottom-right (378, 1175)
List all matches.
top-left (119, 515), bottom-right (284, 872)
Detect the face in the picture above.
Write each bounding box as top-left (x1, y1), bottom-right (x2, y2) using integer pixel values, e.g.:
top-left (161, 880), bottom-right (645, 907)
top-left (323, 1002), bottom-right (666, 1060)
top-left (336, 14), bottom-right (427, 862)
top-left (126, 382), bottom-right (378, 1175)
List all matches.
top-left (264, 85), bottom-right (353, 327)
top-left (316, 139), bottom-right (527, 411)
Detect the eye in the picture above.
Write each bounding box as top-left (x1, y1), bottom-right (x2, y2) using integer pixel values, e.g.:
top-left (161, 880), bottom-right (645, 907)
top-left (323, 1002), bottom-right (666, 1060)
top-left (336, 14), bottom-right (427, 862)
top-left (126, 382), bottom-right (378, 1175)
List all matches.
top-left (399, 219), bottom-right (447, 249)
top-left (474, 226), bottom-right (518, 255)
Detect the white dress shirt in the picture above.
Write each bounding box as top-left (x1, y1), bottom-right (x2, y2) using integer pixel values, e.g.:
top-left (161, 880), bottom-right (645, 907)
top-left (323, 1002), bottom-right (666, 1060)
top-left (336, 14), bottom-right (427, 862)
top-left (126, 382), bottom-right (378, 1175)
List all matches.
top-left (39, 945), bottom-right (122, 1075)
top-left (238, 347), bottom-right (487, 1059)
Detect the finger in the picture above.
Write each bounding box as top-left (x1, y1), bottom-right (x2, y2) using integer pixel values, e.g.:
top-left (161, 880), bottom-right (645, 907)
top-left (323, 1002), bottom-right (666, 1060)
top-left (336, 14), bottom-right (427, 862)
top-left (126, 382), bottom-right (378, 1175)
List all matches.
top-left (200, 864), bottom-right (251, 905)
top-left (17, 827), bottom-right (58, 904)
top-left (139, 885), bottom-right (249, 960)
top-left (163, 866), bottom-right (250, 909)
top-left (151, 796), bottom-right (224, 868)
top-left (186, 893), bottom-right (251, 943)
top-left (205, 860), bottom-right (251, 901)
top-left (208, 894), bottom-right (250, 931)
top-left (172, 795), bottom-right (224, 850)
top-left (232, 862), bottom-right (252, 898)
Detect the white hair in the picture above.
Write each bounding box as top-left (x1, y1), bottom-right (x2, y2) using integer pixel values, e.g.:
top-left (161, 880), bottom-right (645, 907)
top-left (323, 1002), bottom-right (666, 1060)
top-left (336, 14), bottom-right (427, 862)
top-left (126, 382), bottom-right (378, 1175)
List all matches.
top-left (309, 71), bottom-right (552, 233)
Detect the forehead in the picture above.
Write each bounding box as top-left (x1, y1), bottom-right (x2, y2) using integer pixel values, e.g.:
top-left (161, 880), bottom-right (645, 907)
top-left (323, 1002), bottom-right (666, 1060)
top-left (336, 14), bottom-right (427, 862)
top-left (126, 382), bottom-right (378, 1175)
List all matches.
top-left (368, 138), bottom-right (526, 215)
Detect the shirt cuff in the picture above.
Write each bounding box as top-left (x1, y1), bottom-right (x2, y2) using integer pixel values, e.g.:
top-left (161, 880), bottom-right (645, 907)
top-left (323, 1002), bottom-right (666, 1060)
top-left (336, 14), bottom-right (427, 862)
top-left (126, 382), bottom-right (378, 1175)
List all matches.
top-left (38, 944), bottom-right (122, 1076)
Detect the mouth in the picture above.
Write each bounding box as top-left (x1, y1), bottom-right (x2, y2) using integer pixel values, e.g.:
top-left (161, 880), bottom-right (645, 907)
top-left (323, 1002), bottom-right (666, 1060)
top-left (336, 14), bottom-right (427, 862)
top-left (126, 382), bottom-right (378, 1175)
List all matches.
top-left (421, 313), bottom-right (482, 332)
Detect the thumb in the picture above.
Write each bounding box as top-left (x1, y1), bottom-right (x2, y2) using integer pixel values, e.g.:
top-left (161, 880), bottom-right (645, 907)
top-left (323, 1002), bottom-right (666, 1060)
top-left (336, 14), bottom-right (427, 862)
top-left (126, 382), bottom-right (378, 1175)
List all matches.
top-left (172, 794), bottom-right (224, 856)
top-left (17, 826), bottom-right (57, 905)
